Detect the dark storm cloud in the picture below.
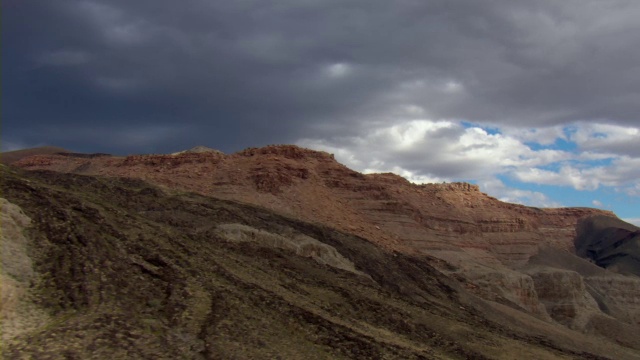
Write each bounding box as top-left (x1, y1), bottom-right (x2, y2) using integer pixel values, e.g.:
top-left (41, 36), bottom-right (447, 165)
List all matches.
top-left (4, 0), bottom-right (640, 153)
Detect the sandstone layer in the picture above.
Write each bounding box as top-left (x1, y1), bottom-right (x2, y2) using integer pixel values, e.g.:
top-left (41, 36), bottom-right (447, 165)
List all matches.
top-left (6, 166), bottom-right (640, 358)
top-left (11, 145), bottom-right (639, 340)
top-left (13, 145), bottom-right (614, 256)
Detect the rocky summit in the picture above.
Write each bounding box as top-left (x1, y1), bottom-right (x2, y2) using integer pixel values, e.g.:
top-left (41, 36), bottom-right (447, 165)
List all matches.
top-left (2, 144), bottom-right (640, 359)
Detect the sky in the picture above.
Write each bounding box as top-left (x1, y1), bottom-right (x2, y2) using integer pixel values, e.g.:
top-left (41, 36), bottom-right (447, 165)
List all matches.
top-left (3, 0), bottom-right (640, 225)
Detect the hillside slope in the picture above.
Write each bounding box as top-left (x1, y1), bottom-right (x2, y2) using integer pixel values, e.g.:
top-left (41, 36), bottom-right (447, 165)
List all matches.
top-left (576, 215), bottom-right (640, 276)
top-left (0, 146), bottom-right (69, 165)
top-left (8, 144), bottom-right (640, 349)
top-left (2, 166), bottom-right (640, 359)
top-left (11, 145), bottom-right (615, 258)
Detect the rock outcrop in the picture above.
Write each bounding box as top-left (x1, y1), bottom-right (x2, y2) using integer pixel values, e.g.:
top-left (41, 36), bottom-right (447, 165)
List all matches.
top-left (7, 166), bottom-right (640, 358)
top-left (171, 145), bottom-right (224, 155)
top-left (576, 215), bottom-right (640, 276)
top-left (214, 223), bottom-right (368, 277)
top-left (11, 144), bottom-right (636, 341)
top-left (527, 268), bottom-right (600, 327)
top-left (0, 198), bottom-right (49, 343)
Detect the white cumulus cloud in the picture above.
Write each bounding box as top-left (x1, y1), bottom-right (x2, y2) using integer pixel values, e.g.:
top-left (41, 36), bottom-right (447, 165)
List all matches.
top-left (298, 119), bottom-right (640, 208)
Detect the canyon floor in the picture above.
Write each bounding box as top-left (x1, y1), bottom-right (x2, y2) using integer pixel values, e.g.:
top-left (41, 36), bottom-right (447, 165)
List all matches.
top-left (2, 145), bottom-right (640, 359)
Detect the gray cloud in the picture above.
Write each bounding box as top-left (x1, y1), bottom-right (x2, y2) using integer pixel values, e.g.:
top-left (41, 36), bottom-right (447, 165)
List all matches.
top-left (4, 0), bottom-right (640, 154)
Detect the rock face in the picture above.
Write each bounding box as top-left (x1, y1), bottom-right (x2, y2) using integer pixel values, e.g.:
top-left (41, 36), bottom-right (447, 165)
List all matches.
top-left (7, 167), bottom-right (640, 358)
top-left (11, 144), bottom-right (639, 343)
top-left (171, 145), bottom-right (224, 156)
top-left (0, 198), bottom-right (49, 343)
top-left (576, 215), bottom-right (640, 276)
top-left (214, 223), bottom-right (368, 277)
top-left (569, 215), bottom-right (640, 328)
top-left (527, 269), bottom-right (600, 327)
top-left (13, 145), bottom-right (613, 256)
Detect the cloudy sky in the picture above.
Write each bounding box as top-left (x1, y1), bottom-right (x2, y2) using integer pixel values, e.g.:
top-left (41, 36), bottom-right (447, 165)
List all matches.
top-left (4, 0), bottom-right (640, 224)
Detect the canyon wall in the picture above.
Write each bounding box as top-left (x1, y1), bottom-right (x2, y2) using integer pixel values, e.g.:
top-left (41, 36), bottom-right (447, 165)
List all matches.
top-left (13, 145), bottom-right (636, 335)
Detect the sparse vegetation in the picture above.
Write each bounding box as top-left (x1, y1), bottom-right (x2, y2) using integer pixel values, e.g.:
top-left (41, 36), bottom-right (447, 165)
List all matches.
top-left (1, 166), bottom-right (639, 359)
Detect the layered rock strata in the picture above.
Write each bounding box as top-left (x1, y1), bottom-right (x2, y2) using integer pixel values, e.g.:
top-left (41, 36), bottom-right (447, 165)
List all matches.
top-left (13, 145), bottom-right (633, 333)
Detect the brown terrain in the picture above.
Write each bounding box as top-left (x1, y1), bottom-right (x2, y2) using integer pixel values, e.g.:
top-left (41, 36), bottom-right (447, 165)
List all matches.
top-left (0, 146), bottom-right (69, 166)
top-left (2, 144), bottom-right (640, 358)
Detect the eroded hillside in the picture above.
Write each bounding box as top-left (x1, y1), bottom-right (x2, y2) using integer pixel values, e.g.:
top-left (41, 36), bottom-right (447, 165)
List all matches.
top-left (13, 146), bottom-right (637, 321)
top-left (2, 166), bottom-right (639, 359)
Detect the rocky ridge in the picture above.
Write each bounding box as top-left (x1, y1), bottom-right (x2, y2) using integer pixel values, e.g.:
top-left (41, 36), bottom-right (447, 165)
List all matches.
top-left (7, 166), bottom-right (640, 358)
top-left (11, 145), bottom-right (640, 343)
